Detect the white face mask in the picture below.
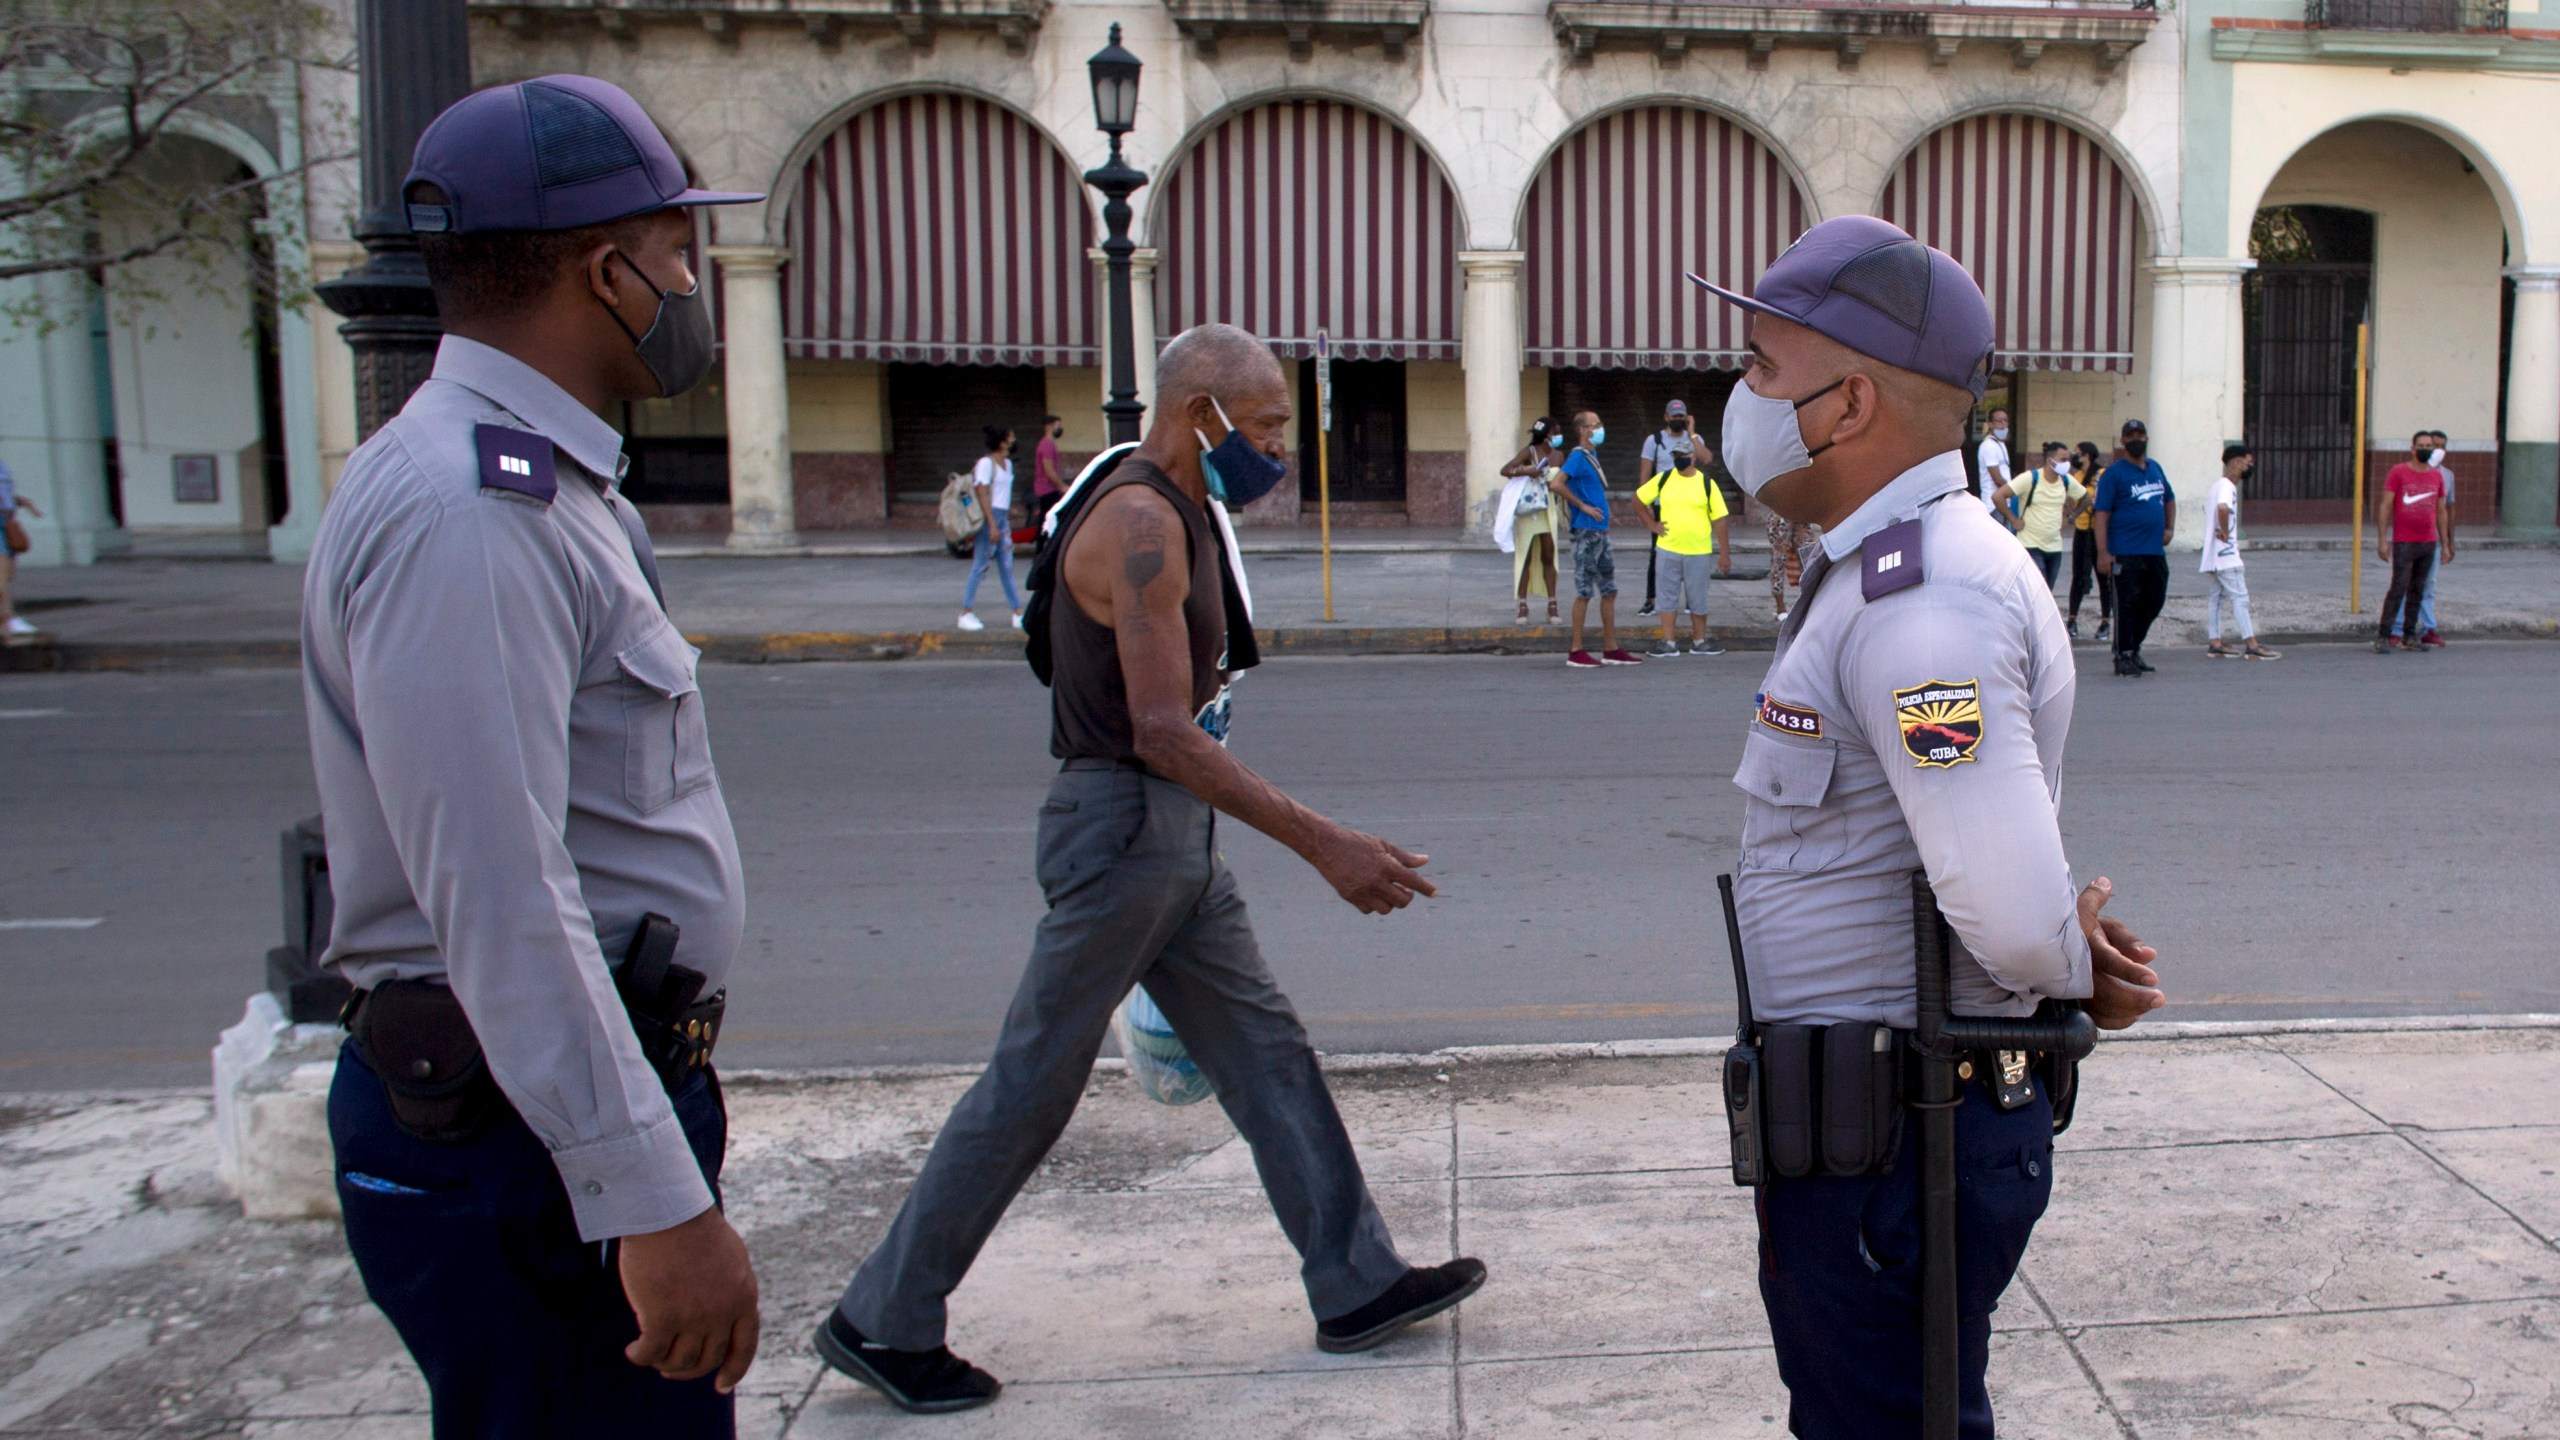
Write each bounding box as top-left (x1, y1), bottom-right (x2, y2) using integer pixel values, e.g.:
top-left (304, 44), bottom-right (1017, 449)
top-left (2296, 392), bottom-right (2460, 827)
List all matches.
top-left (1993, 426), bottom-right (2011, 441)
top-left (2428, 447), bottom-right (2447, 468)
top-left (1718, 374), bottom-right (1845, 498)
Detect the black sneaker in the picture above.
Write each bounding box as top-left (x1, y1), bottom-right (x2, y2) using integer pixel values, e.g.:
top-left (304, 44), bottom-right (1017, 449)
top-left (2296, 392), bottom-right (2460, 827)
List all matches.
top-left (2095, 620), bottom-right (2111, 643)
top-left (2065, 617), bottom-right (2080, 640)
top-left (1635, 601), bottom-right (1658, 617)
top-left (2114, 656), bottom-right (2140, 678)
top-left (814, 1311), bottom-right (1001, 1414)
top-left (2135, 655), bottom-right (2156, 674)
top-left (1316, 1259), bottom-right (1488, 1354)
top-left (1689, 638), bottom-right (1726, 656)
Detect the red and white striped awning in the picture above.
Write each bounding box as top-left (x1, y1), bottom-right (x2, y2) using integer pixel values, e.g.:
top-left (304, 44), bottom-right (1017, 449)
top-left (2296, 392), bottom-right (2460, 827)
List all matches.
top-left (782, 93), bottom-right (1096, 366)
top-left (1524, 106), bottom-right (1810, 371)
top-left (1154, 99), bottom-right (1459, 361)
top-left (1878, 114), bottom-right (2141, 373)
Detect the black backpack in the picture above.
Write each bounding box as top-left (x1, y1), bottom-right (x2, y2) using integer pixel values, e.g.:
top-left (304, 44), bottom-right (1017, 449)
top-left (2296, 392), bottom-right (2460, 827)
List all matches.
top-left (1020, 443), bottom-right (1260, 686)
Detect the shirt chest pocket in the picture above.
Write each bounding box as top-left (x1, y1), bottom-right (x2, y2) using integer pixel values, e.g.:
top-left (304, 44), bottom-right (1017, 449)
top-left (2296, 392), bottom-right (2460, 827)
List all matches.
top-left (1734, 731), bottom-right (1847, 873)
top-left (616, 627), bottom-right (715, 814)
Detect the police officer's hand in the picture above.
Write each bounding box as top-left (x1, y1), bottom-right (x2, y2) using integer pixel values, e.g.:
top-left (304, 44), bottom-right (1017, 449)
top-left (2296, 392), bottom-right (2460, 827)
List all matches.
top-left (1310, 824), bottom-right (1437, 914)
top-left (621, 1205), bottom-right (761, 1391)
top-left (2078, 877), bottom-right (2163, 1030)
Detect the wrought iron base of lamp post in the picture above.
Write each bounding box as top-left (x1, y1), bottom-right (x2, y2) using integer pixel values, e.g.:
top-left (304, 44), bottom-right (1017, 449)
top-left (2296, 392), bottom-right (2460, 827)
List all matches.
top-left (316, 248), bottom-right (442, 440)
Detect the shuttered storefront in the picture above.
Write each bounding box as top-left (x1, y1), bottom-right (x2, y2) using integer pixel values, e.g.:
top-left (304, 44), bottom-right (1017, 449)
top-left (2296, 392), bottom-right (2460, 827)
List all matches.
top-left (1523, 106), bottom-right (1811, 371)
top-left (1154, 99), bottom-right (1460, 360)
top-left (1878, 114), bottom-right (2141, 372)
top-left (783, 93), bottom-right (1096, 365)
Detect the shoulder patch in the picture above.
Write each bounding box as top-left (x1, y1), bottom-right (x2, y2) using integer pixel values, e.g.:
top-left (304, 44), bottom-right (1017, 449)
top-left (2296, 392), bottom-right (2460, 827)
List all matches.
top-left (1756, 694), bottom-right (1824, 740)
top-left (1893, 677), bottom-right (1982, 768)
top-left (1861, 517), bottom-right (1923, 601)
top-left (475, 424), bottom-right (557, 503)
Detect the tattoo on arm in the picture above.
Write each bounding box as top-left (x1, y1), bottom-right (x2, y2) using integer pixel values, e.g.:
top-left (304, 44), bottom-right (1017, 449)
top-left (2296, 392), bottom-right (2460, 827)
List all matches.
top-left (1122, 510), bottom-right (1168, 593)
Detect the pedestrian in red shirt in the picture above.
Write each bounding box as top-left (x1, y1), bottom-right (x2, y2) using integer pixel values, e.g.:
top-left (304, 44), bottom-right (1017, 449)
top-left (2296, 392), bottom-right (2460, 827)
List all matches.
top-left (1029, 414), bottom-right (1065, 534)
top-left (2375, 432), bottom-right (2450, 654)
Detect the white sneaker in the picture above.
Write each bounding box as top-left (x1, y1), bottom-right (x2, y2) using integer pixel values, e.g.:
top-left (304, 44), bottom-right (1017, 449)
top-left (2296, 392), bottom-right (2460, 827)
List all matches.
top-left (956, 612), bottom-right (986, 632)
top-left (4, 617), bottom-right (36, 636)
top-left (1010, 612), bottom-right (1025, 631)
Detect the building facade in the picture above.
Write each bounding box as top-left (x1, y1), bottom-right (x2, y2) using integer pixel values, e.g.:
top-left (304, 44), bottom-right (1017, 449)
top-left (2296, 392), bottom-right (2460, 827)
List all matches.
top-left (5, 0), bottom-right (2555, 564)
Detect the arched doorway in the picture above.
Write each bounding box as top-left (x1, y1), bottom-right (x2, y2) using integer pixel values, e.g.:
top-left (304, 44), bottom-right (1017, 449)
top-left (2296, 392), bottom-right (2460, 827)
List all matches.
top-left (1521, 105), bottom-right (1811, 491)
top-left (780, 92), bottom-right (1096, 519)
top-left (1877, 113), bottom-right (2146, 489)
top-left (2245, 121), bottom-right (2510, 524)
top-left (1154, 99), bottom-right (1462, 521)
top-left (97, 134), bottom-right (291, 543)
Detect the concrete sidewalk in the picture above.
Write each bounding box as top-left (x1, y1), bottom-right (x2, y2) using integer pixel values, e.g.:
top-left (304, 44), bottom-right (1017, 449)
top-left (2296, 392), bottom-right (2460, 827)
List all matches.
top-left (2, 1019), bottom-right (2554, 1437)
top-left (8, 530), bottom-right (2557, 671)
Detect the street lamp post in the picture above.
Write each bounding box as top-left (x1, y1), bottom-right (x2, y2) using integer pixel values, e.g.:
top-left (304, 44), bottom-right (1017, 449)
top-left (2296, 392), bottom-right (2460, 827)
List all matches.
top-left (1084, 25), bottom-right (1148, 446)
top-left (315, 0), bottom-right (471, 441)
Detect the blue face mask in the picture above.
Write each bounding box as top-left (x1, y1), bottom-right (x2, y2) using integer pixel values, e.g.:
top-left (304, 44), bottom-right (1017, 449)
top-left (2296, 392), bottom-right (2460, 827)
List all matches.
top-left (1590, 427), bottom-right (1607, 447)
top-left (1195, 397), bottom-right (1288, 508)
top-left (1547, 433), bottom-right (1565, 450)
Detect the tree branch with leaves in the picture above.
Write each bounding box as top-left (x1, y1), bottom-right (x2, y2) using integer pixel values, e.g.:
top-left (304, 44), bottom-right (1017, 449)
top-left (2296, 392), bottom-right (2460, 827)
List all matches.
top-left (1, 0), bottom-right (350, 321)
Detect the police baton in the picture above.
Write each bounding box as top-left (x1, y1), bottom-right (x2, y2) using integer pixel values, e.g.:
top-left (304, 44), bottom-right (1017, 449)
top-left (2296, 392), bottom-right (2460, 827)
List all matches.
top-left (1910, 874), bottom-right (2095, 1440)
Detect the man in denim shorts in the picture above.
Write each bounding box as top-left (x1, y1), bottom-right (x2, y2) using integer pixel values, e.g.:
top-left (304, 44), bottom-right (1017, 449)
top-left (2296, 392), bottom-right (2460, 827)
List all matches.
top-left (1559, 411), bottom-right (1643, 668)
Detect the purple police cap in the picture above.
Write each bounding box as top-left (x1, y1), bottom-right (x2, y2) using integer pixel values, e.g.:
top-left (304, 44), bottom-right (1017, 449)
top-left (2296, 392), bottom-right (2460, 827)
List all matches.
top-left (403, 75), bottom-right (760, 235)
top-left (1688, 215), bottom-right (1995, 398)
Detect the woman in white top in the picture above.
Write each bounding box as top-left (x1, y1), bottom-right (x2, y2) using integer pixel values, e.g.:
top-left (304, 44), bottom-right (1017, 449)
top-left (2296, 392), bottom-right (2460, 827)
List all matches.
top-left (959, 426), bottom-right (1022, 631)
top-left (1494, 417), bottom-right (1567, 626)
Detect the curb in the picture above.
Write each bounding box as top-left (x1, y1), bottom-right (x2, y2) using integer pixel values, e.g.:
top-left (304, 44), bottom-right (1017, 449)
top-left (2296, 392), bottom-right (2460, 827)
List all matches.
top-left (718, 1012), bottom-right (2560, 1087)
top-left (0, 639), bottom-right (302, 674)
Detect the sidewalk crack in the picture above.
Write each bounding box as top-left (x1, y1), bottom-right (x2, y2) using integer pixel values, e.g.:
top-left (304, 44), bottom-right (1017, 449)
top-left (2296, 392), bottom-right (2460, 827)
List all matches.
top-left (2019, 1271), bottom-right (2141, 1440)
top-left (2267, 1045), bottom-right (2558, 1252)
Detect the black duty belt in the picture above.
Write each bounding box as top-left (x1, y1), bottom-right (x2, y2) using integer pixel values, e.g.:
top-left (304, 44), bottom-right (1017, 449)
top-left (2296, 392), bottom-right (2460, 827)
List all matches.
top-left (341, 912), bottom-right (721, 1145)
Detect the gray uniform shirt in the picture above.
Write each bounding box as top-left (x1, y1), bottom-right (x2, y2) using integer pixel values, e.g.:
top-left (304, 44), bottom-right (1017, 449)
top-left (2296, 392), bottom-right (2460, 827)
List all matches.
top-left (1734, 451), bottom-right (2091, 1028)
top-left (302, 336), bottom-right (744, 1241)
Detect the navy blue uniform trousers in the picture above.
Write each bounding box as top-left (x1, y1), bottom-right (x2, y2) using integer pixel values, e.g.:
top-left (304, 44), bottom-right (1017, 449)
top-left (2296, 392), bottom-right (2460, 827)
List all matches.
top-left (1757, 1080), bottom-right (2055, 1439)
top-left (329, 1039), bottom-right (734, 1440)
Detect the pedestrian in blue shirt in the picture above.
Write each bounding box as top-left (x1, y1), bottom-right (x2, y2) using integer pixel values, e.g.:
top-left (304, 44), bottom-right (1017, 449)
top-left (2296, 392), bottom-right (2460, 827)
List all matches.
top-left (2091, 418), bottom-right (2176, 677)
top-left (1558, 411), bottom-right (1641, 668)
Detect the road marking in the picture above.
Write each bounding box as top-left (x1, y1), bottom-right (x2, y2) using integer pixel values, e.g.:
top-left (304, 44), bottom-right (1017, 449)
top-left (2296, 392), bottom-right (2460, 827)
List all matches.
top-left (0, 918), bottom-right (103, 930)
top-left (0, 709), bottom-right (66, 720)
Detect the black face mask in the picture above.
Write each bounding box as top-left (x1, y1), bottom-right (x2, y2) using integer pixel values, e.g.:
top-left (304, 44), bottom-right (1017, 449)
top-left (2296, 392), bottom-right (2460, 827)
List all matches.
top-left (603, 249), bottom-right (715, 398)
top-left (2123, 438), bottom-right (2148, 461)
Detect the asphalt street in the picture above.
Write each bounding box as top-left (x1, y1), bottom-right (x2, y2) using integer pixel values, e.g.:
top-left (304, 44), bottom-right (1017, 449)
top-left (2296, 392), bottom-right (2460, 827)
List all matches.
top-left (1, 641), bottom-right (2552, 1089)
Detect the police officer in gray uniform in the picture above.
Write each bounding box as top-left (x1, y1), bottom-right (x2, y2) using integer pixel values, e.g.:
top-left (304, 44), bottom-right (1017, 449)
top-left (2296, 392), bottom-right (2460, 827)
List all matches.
top-left (302, 75), bottom-right (764, 1436)
top-left (1688, 216), bottom-right (2167, 1437)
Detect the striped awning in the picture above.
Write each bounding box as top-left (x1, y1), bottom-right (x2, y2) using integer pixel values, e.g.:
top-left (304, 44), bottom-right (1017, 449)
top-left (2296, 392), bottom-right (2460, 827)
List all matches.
top-left (1154, 99), bottom-right (1459, 361)
top-left (1524, 106), bottom-right (1810, 371)
top-left (783, 93), bottom-right (1096, 366)
top-left (1878, 114), bottom-right (2141, 373)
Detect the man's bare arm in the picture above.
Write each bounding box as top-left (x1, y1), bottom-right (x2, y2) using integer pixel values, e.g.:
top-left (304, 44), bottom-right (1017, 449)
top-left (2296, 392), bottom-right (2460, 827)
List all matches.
top-left (1076, 488), bottom-right (1434, 915)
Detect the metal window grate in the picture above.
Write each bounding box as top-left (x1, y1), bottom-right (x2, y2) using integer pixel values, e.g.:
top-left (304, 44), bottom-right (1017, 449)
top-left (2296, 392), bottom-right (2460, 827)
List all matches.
top-left (2306, 0), bottom-right (2506, 31)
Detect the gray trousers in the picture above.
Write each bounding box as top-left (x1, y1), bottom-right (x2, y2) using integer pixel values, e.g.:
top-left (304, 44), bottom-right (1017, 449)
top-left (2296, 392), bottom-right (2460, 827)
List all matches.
top-left (838, 761), bottom-right (1408, 1349)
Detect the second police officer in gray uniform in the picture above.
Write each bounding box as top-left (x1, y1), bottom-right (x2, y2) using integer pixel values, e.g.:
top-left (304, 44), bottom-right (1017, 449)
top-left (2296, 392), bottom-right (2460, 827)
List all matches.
top-left (1689, 216), bottom-right (2169, 1437)
top-left (302, 76), bottom-right (765, 1437)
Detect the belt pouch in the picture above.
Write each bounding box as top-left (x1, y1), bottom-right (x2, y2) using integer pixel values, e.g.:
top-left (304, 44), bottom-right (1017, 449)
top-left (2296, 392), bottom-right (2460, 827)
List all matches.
top-left (1723, 1039), bottom-right (1765, 1187)
top-left (1819, 1022), bottom-right (1902, 1175)
top-left (354, 980), bottom-right (500, 1144)
top-left (1761, 1024), bottom-right (1819, 1179)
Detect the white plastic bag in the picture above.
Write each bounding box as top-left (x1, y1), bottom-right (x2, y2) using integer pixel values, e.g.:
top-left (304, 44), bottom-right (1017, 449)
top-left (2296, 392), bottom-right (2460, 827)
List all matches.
top-left (1112, 987), bottom-right (1215, 1106)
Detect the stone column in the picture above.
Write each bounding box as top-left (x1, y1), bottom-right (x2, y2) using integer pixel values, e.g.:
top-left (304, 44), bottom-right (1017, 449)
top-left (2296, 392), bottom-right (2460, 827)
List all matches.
top-left (0, 269), bottom-right (112, 564)
top-left (2142, 258), bottom-right (2253, 551)
top-left (1459, 251), bottom-right (1526, 539)
top-left (711, 247), bottom-right (796, 548)
top-left (1092, 246), bottom-right (1160, 427)
top-left (2500, 266), bottom-right (2560, 539)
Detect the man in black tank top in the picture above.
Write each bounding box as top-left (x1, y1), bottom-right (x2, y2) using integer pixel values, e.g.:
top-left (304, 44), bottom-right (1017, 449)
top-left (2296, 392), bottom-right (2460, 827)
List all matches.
top-left (814, 324), bottom-right (1487, 1414)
